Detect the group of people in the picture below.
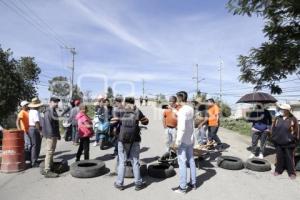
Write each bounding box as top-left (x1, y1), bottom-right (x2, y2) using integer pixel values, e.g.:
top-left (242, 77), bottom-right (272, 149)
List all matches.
top-left (14, 90), bottom-right (300, 190)
top-left (139, 96), bottom-right (149, 106)
top-left (16, 97), bottom-right (61, 178)
top-left (162, 94), bottom-right (223, 193)
top-left (247, 103), bottom-right (299, 179)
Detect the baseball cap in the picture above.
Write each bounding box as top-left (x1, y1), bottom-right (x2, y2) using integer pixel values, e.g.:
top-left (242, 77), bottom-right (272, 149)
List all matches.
top-left (20, 100), bottom-right (29, 107)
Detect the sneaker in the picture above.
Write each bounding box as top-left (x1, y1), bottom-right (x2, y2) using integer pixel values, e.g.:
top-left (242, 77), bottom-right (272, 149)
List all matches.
top-left (289, 174), bottom-right (296, 180)
top-left (32, 163), bottom-right (40, 168)
top-left (272, 171), bottom-right (280, 176)
top-left (187, 183), bottom-right (197, 190)
top-left (248, 153), bottom-right (255, 159)
top-left (93, 142), bottom-right (99, 147)
top-left (258, 153), bottom-right (264, 159)
top-left (114, 182), bottom-right (124, 191)
top-left (44, 171), bottom-right (59, 178)
top-left (172, 186), bottom-right (187, 194)
top-left (135, 182), bottom-right (147, 191)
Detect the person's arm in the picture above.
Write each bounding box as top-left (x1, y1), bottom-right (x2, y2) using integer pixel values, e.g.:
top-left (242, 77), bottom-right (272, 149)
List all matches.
top-left (175, 110), bottom-right (185, 146)
top-left (162, 110), bottom-right (167, 128)
top-left (138, 110), bottom-right (149, 125)
top-left (16, 116), bottom-right (21, 130)
top-left (199, 116), bottom-right (208, 128)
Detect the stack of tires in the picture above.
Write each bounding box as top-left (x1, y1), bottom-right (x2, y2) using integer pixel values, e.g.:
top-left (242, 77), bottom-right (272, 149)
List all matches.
top-left (217, 156), bottom-right (271, 172)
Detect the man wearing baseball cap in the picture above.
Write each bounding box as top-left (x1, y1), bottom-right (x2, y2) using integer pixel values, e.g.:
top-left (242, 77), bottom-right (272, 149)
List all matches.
top-left (271, 103), bottom-right (299, 180)
top-left (16, 100), bottom-right (30, 161)
top-left (42, 97), bottom-right (61, 178)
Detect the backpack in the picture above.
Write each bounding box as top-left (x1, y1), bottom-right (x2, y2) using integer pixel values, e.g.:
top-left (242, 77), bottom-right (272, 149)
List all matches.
top-left (119, 111), bottom-right (139, 144)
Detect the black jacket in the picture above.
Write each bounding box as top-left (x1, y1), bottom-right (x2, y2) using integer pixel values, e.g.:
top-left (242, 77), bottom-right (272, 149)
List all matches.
top-left (42, 107), bottom-right (60, 138)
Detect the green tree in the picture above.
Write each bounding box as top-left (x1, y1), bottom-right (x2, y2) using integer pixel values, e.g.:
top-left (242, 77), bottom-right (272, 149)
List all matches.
top-left (220, 102), bottom-right (232, 117)
top-left (227, 0), bottom-right (300, 94)
top-left (48, 76), bottom-right (70, 98)
top-left (0, 47), bottom-right (40, 125)
top-left (72, 84), bottom-right (83, 101)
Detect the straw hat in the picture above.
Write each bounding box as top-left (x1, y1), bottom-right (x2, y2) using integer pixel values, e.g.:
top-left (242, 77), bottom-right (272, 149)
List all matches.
top-left (278, 103), bottom-right (292, 112)
top-left (28, 97), bottom-right (43, 108)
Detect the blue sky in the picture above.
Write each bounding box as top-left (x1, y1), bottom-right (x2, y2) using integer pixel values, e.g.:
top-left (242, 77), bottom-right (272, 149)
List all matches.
top-left (1, 0), bottom-right (299, 106)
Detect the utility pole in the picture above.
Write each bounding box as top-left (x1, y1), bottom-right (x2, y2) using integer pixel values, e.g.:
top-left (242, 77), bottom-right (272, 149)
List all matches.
top-left (219, 59), bottom-right (223, 104)
top-left (66, 47), bottom-right (76, 99)
top-left (192, 64), bottom-right (204, 98)
top-left (142, 79), bottom-right (145, 98)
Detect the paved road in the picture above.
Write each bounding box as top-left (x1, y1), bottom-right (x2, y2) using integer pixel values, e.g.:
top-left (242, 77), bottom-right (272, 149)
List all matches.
top-left (0, 105), bottom-right (299, 200)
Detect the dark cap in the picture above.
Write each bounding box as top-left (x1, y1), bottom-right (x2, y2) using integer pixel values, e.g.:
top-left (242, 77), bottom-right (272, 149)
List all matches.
top-left (50, 97), bottom-right (60, 102)
top-left (125, 97), bottom-right (135, 104)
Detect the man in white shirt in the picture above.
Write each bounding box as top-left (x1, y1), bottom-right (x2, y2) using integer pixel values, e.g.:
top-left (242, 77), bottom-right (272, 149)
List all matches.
top-left (28, 97), bottom-right (43, 167)
top-left (172, 91), bottom-right (197, 194)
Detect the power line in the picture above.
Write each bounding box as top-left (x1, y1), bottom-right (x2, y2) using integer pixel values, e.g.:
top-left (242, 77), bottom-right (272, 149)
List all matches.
top-left (18, 0), bottom-right (69, 47)
top-left (0, 0), bottom-right (66, 47)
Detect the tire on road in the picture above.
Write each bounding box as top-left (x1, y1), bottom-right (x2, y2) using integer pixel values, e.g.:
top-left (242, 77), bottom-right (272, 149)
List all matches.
top-left (70, 160), bottom-right (106, 178)
top-left (115, 160), bottom-right (147, 178)
top-left (217, 156), bottom-right (244, 170)
top-left (39, 159), bottom-right (69, 174)
top-left (245, 158), bottom-right (271, 172)
top-left (148, 163), bottom-right (176, 178)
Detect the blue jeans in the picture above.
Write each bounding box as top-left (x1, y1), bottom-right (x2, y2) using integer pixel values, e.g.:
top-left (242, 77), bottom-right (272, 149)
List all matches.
top-left (196, 126), bottom-right (207, 145)
top-left (165, 127), bottom-right (177, 152)
top-left (177, 143), bottom-right (196, 189)
top-left (116, 142), bottom-right (142, 186)
top-left (72, 125), bottom-right (79, 143)
top-left (95, 131), bottom-right (106, 143)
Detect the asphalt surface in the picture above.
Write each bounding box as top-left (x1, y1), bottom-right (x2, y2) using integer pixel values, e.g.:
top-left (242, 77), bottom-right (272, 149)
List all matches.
top-left (0, 105), bottom-right (299, 200)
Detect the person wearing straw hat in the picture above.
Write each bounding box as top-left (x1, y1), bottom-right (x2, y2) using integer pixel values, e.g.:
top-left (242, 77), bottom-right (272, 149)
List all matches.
top-left (16, 100), bottom-right (31, 162)
top-left (28, 97), bottom-right (43, 167)
top-left (271, 103), bottom-right (299, 180)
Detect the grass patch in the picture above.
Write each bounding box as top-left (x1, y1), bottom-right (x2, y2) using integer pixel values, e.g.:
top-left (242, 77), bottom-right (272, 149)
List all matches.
top-left (220, 118), bottom-right (252, 136)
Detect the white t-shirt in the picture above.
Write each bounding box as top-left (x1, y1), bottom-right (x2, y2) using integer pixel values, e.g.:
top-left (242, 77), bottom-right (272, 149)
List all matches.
top-left (176, 104), bottom-right (195, 146)
top-left (29, 109), bottom-right (40, 126)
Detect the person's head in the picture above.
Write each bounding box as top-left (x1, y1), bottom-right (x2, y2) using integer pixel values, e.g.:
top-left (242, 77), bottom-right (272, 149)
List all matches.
top-left (49, 97), bottom-right (60, 109)
top-left (20, 100), bottom-right (29, 111)
top-left (176, 91), bottom-right (188, 103)
top-left (97, 97), bottom-right (104, 106)
top-left (168, 96), bottom-right (177, 107)
top-left (278, 104), bottom-right (292, 117)
top-left (79, 104), bottom-right (87, 113)
top-left (74, 99), bottom-right (81, 107)
top-left (70, 99), bottom-right (75, 107)
top-left (28, 97), bottom-right (43, 110)
top-left (124, 97), bottom-right (135, 109)
top-left (115, 96), bottom-right (123, 107)
top-left (207, 98), bottom-right (215, 107)
top-left (198, 104), bottom-right (207, 111)
top-left (256, 104), bottom-right (263, 110)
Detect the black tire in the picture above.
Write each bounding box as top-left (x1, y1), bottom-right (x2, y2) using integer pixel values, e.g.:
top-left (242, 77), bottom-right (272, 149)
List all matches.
top-left (39, 159), bottom-right (69, 174)
top-left (158, 151), bottom-right (178, 168)
top-left (245, 158), bottom-right (271, 172)
top-left (70, 160), bottom-right (106, 178)
top-left (115, 160), bottom-right (147, 178)
top-left (148, 163), bottom-right (176, 178)
top-left (217, 156), bottom-right (244, 170)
